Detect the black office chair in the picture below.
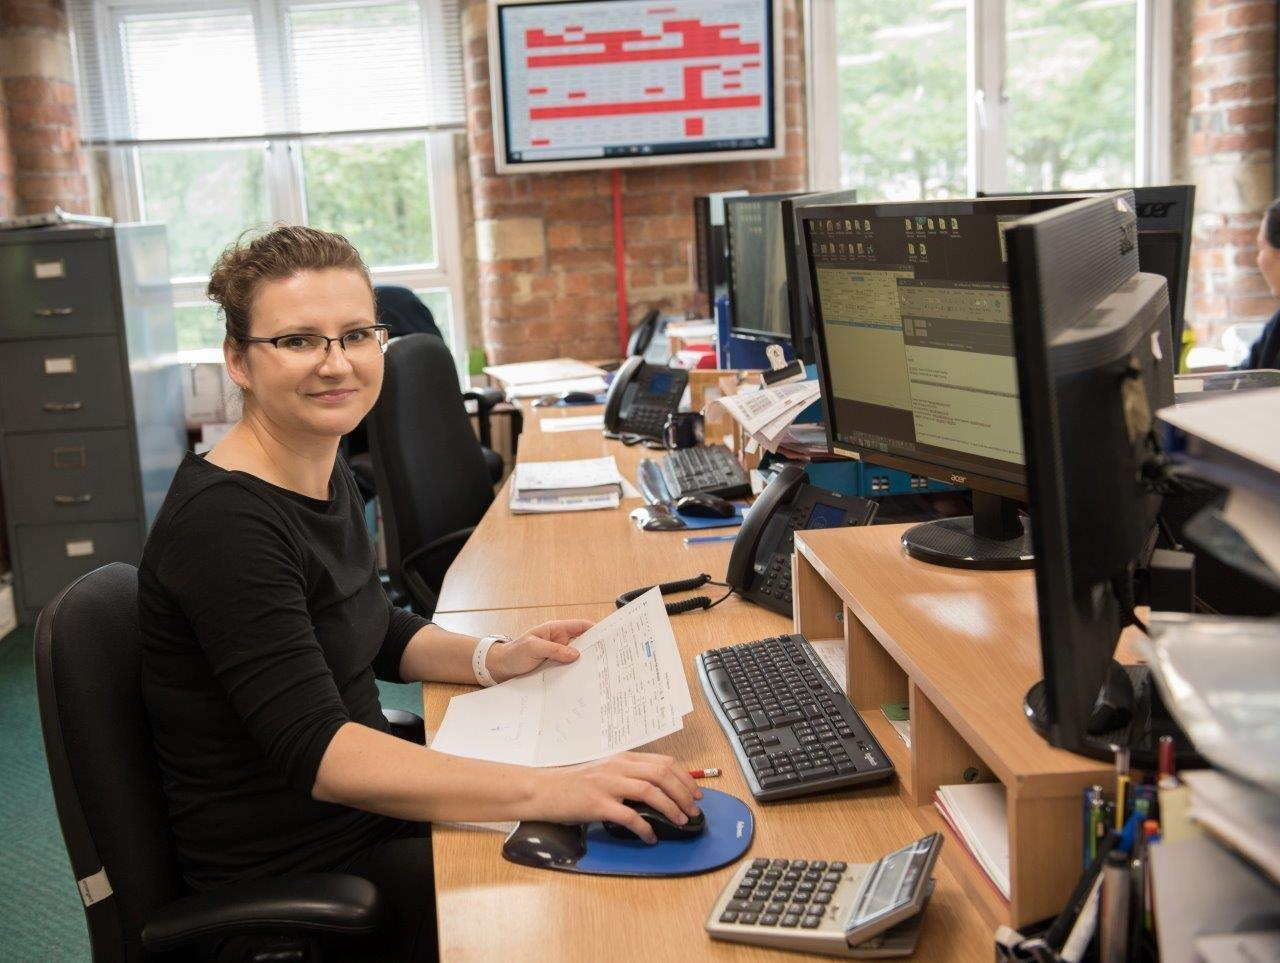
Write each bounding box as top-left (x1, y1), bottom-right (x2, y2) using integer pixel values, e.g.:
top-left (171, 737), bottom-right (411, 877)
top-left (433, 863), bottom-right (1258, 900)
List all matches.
top-left (368, 334), bottom-right (495, 618)
top-left (344, 286), bottom-right (516, 499)
top-left (33, 562), bottom-right (424, 962)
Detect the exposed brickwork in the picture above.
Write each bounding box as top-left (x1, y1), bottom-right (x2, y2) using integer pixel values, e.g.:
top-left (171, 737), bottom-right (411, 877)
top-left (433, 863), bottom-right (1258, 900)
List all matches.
top-left (1185, 0), bottom-right (1277, 349)
top-left (0, 0), bottom-right (90, 216)
top-left (459, 0), bottom-right (808, 363)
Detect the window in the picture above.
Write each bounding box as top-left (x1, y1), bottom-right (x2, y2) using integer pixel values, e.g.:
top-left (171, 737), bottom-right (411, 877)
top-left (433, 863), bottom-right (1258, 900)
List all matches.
top-left (71, 0), bottom-right (467, 358)
top-left (809, 0), bottom-right (1171, 198)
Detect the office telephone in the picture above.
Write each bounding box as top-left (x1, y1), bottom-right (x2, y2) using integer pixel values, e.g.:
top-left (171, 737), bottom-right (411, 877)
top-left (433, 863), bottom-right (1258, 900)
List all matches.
top-left (602, 356), bottom-right (689, 442)
top-left (727, 465), bottom-right (879, 617)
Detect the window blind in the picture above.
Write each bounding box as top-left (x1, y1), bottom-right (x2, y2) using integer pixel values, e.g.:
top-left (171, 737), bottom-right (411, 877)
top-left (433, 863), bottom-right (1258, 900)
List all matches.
top-left (70, 0), bottom-right (465, 146)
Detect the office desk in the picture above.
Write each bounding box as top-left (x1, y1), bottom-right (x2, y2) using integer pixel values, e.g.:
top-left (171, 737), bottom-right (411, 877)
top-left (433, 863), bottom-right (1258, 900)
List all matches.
top-left (434, 407), bottom-right (738, 614)
top-left (426, 603), bottom-right (994, 962)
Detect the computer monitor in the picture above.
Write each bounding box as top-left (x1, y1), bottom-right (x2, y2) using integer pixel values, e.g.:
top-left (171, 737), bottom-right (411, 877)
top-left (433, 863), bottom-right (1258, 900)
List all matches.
top-left (781, 188), bottom-right (860, 365)
top-left (801, 196), bottom-right (1082, 569)
top-left (694, 190), bottom-right (748, 307)
top-left (488, 0), bottom-right (784, 174)
top-left (725, 192), bottom-right (807, 345)
top-left (1005, 192), bottom-right (1193, 767)
top-left (981, 186), bottom-right (1195, 367)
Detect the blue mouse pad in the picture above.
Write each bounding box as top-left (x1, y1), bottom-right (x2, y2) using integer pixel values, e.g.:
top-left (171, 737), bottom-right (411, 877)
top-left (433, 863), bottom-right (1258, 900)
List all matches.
top-left (674, 506), bottom-right (744, 530)
top-left (503, 789), bottom-right (753, 877)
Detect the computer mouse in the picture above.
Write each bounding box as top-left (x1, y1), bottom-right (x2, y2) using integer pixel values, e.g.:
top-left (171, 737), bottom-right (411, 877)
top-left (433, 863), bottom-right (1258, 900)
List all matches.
top-left (630, 505), bottom-right (687, 531)
top-left (675, 493), bottom-right (736, 518)
top-left (558, 390), bottom-right (600, 404)
top-left (501, 821), bottom-right (587, 868)
top-left (602, 800), bottom-right (706, 842)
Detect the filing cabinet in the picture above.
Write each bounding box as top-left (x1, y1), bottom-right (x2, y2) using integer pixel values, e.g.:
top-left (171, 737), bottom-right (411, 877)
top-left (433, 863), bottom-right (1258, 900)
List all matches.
top-left (0, 224), bottom-right (186, 622)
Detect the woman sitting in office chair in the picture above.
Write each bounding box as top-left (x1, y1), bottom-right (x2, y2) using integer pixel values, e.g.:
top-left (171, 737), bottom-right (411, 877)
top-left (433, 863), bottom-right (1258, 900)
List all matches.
top-left (138, 225), bottom-right (701, 962)
top-left (1236, 196), bottom-right (1280, 370)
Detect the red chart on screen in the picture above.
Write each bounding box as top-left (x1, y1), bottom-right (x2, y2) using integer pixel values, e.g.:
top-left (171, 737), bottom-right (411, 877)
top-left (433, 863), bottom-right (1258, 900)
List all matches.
top-left (504, 3), bottom-right (772, 154)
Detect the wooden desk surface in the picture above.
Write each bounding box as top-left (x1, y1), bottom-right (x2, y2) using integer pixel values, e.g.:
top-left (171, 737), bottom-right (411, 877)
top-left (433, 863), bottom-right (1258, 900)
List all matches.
top-left (796, 525), bottom-right (1127, 796)
top-left (434, 406), bottom-right (739, 613)
top-left (426, 604), bottom-right (994, 963)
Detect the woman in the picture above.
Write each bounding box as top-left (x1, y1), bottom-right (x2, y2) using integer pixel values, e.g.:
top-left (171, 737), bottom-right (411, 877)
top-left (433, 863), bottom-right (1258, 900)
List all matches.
top-left (139, 226), bottom-right (700, 961)
top-left (1237, 196), bottom-right (1280, 370)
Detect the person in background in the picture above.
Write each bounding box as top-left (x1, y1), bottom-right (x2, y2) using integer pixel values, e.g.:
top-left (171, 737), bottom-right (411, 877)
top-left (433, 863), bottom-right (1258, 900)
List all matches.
top-left (1236, 196), bottom-right (1280, 370)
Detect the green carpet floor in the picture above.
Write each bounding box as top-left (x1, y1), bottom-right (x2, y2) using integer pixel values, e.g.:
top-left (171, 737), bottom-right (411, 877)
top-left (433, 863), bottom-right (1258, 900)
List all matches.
top-left (0, 622), bottom-right (424, 960)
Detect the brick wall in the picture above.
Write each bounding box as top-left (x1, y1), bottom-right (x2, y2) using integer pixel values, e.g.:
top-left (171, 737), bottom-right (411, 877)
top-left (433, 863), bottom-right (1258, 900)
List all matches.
top-left (1184, 0), bottom-right (1277, 349)
top-left (459, 0), bottom-right (808, 364)
top-left (0, 0), bottom-right (91, 216)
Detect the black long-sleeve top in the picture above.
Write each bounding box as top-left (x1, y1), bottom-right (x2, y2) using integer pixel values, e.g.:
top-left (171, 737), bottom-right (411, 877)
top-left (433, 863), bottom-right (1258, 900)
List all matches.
top-left (139, 452), bottom-right (430, 890)
top-left (1236, 306), bottom-right (1280, 371)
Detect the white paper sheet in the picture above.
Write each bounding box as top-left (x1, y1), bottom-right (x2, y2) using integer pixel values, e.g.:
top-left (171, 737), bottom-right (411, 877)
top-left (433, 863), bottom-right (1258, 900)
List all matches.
top-left (1157, 386), bottom-right (1280, 475)
top-left (429, 587), bottom-right (692, 767)
top-left (540, 414), bottom-right (605, 433)
top-left (504, 376), bottom-right (609, 400)
top-left (512, 456), bottom-right (622, 494)
top-left (482, 358), bottom-right (605, 386)
top-left (709, 380), bottom-right (820, 435)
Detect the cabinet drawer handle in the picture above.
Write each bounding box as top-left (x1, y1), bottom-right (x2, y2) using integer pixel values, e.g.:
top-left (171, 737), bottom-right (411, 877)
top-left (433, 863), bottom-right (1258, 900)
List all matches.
top-left (34, 307), bottom-right (74, 317)
top-left (43, 401), bottom-right (84, 412)
top-left (54, 494), bottom-right (94, 505)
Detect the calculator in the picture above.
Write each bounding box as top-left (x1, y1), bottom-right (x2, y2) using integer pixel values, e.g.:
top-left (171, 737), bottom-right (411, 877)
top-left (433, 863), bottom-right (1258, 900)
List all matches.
top-left (704, 833), bottom-right (943, 958)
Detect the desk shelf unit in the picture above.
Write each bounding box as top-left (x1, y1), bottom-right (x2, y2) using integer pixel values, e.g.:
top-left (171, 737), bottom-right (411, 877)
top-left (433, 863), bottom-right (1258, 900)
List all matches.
top-left (792, 524), bottom-right (1117, 929)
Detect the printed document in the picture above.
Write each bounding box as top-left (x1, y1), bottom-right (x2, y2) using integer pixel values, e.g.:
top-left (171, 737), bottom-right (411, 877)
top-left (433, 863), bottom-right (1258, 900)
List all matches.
top-left (482, 358), bottom-right (606, 386)
top-left (430, 587), bottom-right (692, 767)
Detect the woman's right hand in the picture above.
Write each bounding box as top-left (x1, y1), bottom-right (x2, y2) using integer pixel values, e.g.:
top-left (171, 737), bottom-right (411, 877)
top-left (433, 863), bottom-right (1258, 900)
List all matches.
top-left (531, 752), bottom-right (703, 844)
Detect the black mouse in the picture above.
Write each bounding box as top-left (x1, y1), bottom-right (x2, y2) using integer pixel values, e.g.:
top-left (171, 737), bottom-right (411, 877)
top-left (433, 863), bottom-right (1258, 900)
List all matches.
top-left (603, 800), bottom-right (706, 842)
top-left (558, 390), bottom-right (599, 404)
top-left (675, 492), bottom-right (736, 519)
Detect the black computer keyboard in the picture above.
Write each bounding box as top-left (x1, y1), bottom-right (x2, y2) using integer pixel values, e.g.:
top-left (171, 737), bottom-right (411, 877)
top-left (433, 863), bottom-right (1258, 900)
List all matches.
top-left (697, 634), bottom-right (895, 801)
top-left (661, 444), bottom-right (751, 499)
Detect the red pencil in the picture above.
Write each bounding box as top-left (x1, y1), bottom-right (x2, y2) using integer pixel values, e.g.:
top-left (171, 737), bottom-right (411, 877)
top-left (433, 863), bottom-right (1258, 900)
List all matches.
top-left (688, 768), bottom-right (722, 778)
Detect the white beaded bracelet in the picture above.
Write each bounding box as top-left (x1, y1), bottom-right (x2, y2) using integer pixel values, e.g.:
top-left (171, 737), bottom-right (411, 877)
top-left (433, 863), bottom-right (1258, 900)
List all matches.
top-left (472, 634), bottom-right (509, 687)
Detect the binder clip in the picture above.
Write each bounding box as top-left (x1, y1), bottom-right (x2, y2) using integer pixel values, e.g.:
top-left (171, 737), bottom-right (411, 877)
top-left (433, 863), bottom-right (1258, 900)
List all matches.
top-left (761, 343), bottom-right (806, 387)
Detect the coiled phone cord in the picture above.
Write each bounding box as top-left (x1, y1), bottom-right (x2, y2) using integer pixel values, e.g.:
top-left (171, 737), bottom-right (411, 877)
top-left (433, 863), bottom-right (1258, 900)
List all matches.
top-left (615, 573), bottom-right (735, 616)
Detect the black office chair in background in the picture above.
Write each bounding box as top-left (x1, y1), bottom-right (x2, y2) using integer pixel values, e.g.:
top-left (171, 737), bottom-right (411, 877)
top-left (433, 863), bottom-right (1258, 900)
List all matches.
top-left (33, 563), bottom-right (424, 962)
top-left (345, 286), bottom-right (516, 499)
top-left (368, 334), bottom-right (496, 618)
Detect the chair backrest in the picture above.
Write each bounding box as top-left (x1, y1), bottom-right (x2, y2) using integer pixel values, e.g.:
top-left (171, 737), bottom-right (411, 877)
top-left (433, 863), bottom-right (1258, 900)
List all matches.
top-left (368, 334), bottom-right (494, 615)
top-left (33, 562), bottom-right (186, 963)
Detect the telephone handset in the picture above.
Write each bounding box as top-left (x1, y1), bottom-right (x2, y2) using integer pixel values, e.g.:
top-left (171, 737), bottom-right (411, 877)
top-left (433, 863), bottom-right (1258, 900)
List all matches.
top-left (602, 356), bottom-right (689, 442)
top-left (727, 464), bottom-right (880, 617)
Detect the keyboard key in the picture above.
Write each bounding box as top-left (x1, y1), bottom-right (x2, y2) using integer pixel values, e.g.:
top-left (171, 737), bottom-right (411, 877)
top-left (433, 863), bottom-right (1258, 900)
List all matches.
top-left (781, 914), bottom-right (800, 928)
top-left (706, 668), bottom-right (738, 704)
top-left (734, 887), bottom-right (753, 900)
top-left (831, 862), bottom-right (848, 872)
top-left (759, 772), bottom-right (800, 790)
top-left (720, 910), bottom-right (738, 924)
top-left (740, 912), bottom-right (759, 925)
top-left (746, 901), bottom-right (765, 914)
top-left (813, 893), bottom-right (832, 905)
top-left (819, 882), bottom-right (837, 894)
top-left (728, 900), bottom-right (748, 912)
top-left (760, 914), bottom-right (780, 927)
top-left (801, 916), bottom-right (821, 929)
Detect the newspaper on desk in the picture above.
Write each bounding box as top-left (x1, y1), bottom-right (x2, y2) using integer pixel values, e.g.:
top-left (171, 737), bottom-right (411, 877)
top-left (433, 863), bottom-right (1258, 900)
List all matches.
top-left (706, 379), bottom-right (822, 453)
top-left (430, 587), bottom-right (693, 767)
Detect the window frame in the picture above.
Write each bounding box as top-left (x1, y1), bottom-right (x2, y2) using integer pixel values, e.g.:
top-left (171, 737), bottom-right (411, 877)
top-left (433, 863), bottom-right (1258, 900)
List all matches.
top-left (90, 0), bottom-right (468, 365)
top-left (806, 0), bottom-right (1173, 194)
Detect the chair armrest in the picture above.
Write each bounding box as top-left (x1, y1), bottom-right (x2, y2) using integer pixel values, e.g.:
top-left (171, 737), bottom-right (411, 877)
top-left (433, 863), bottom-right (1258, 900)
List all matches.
top-left (142, 873), bottom-right (382, 952)
top-left (400, 527), bottom-right (475, 572)
top-left (383, 708), bottom-right (426, 745)
top-left (462, 386), bottom-right (504, 412)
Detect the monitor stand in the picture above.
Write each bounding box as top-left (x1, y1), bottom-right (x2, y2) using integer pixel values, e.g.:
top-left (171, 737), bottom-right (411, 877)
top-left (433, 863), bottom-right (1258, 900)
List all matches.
top-left (1023, 662), bottom-right (1204, 770)
top-left (900, 491), bottom-right (1033, 570)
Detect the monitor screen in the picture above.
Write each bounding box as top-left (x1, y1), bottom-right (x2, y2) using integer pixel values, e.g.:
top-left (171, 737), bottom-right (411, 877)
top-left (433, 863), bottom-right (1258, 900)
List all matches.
top-left (490, 0), bottom-right (782, 173)
top-left (804, 205), bottom-right (1049, 492)
top-left (726, 193), bottom-right (801, 342)
top-left (782, 187), bottom-right (860, 365)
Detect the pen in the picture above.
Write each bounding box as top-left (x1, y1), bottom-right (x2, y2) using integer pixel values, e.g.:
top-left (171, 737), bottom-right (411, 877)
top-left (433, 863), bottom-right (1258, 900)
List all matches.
top-left (1114, 747), bottom-right (1131, 831)
top-left (688, 768), bottom-right (722, 778)
top-left (1157, 734), bottom-right (1175, 782)
top-left (683, 534), bottom-right (737, 545)
top-left (1099, 850), bottom-right (1131, 963)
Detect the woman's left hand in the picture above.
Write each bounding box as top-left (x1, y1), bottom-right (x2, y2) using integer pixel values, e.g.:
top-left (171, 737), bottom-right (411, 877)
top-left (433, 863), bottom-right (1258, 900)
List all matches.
top-left (488, 619), bottom-right (594, 683)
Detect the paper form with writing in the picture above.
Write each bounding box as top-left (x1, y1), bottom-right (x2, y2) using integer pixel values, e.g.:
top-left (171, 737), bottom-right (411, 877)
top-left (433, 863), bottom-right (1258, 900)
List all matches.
top-left (429, 587), bottom-right (692, 766)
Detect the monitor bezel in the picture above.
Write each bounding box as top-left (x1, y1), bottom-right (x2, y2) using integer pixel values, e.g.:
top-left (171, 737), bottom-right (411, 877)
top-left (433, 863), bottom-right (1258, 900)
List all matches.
top-left (725, 190), bottom-right (808, 344)
top-left (488, 0), bottom-right (786, 175)
top-left (800, 196), bottom-right (1091, 501)
top-left (781, 187), bottom-right (861, 365)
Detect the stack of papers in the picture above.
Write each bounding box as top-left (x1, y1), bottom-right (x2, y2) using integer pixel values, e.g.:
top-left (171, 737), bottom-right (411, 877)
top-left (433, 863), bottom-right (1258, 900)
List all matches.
top-left (430, 587), bottom-right (692, 766)
top-left (934, 783), bottom-right (1010, 900)
top-left (509, 456), bottom-right (624, 513)
top-left (482, 358), bottom-right (608, 400)
top-left (1182, 769), bottom-right (1280, 884)
top-left (707, 379), bottom-right (822, 454)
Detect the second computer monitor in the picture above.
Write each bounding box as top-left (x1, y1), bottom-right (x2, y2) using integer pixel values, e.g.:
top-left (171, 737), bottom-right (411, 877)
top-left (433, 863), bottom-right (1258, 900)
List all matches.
top-left (725, 192), bottom-right (807, 345)
top-left (801, 196), bottom-right (1082, 569)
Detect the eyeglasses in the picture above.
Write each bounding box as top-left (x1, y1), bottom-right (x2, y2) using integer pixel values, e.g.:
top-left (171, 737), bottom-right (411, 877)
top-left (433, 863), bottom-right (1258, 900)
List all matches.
top-left (237, 324), bottom-right (390, 359)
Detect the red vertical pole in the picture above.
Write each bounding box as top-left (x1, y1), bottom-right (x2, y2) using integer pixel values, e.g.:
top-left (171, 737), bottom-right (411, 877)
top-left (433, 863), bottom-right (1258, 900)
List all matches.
top-left (611, 168), bottom-right (628, 355)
